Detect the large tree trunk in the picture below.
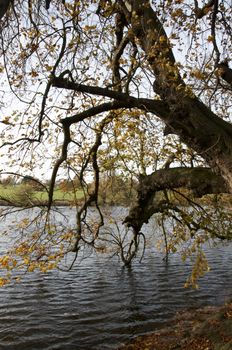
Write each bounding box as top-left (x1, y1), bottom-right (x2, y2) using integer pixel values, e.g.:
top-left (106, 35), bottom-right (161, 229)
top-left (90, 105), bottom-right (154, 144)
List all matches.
top-left (120, 0), bottom-right (232, 192)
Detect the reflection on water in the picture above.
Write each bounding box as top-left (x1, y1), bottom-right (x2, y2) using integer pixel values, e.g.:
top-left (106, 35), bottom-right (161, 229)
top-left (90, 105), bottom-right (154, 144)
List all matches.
top-left (0, 207), bottom-right (231, 349)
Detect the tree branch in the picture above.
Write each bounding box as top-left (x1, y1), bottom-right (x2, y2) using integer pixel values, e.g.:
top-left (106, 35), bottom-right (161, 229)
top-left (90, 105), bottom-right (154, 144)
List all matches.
top-left (194, 0), bottom-right (215, 19)
top-left (61, 101), bottom-right (135, 126)
top-left (124, 167), bottom-right (228, 231)
top-left (47, 119), bottom-right (71, 210)
top-left (217, 61), bottom-right (232, 86)
top-left (210, 0), bottom-right (220, 63)
top-left (48, 99), bottom-right (145, 208)
top-left (112, 12), bottom-right (129, 91)
top-left (52, 77), bottom-right (170, 122)
top-left (0, 0), bottom-right (11, 21)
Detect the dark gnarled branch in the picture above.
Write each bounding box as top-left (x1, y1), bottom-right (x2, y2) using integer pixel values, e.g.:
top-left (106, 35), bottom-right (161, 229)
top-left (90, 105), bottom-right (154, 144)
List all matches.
top-left (217, 61), bottom-right (232, 87)
top-left (0, 0), bottom-right (11, 21)
top-left (124, 167), bottom-right (228, 231)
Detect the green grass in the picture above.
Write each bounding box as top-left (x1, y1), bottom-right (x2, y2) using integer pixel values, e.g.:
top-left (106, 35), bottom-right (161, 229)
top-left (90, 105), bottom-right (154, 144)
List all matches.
top-left (33, 188), bottom-right (84, 202)
top-left (0, 184), bottom-right (83, 204)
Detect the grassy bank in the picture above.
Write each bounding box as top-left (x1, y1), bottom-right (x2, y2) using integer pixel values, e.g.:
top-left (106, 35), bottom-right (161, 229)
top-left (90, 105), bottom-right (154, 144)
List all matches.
top-left (0, 184), bottom-right (84, 206)
top-left (119, 301), bottom-right (232, 350)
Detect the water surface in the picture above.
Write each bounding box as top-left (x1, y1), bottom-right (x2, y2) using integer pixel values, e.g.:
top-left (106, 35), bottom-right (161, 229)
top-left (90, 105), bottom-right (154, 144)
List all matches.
top-left (0, 207), bottom-right (231, 349)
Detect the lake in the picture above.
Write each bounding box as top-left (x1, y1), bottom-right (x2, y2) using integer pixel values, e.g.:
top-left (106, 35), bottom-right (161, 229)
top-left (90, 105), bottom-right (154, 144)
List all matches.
top-left (0, 207), bottom-right (231, 349)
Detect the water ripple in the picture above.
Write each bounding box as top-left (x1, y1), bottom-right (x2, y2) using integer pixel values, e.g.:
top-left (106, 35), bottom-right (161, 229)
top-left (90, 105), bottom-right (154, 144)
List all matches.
top-left (0, 209), bottom-right (232, 349)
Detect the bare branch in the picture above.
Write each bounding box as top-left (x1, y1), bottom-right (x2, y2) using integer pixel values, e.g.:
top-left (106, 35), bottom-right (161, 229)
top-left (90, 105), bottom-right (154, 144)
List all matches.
top-left (38, 22), bottom-right (67, 141)
top-left (47, 121), bottom-right (71, 209)
top-left (111, 12), bottom-right (130, 91)
top-left (52, 76), bottom-right (169, 120)
top-left (47, 100), bottom-right (136, 209)
top-left (62, 101), bottom-right (135, 126)
top-left (210, 0), bottom-right (220, 63)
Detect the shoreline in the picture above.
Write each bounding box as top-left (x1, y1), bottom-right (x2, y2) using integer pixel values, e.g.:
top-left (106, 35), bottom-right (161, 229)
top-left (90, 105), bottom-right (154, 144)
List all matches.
top-left (118, 301), bottom-right (232, 350)
top-left (0, 199), bottom-right (80, 207)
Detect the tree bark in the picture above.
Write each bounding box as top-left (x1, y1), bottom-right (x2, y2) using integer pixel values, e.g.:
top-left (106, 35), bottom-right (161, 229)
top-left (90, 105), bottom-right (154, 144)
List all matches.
top-left (124, 167), bottom-right (228, 231)
top-left (217, 62), bottom-right (232, 86)
top-left (0, 0), bottom-right (11, 21)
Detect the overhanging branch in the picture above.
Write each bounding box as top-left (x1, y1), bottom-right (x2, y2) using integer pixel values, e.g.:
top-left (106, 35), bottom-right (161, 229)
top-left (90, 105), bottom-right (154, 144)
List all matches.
top-left (53, 76), bottom-right (169, 122)
top-left (124, 167), bottom-right (228, 231)
top-left (61, 101), bottom-right (136, 126)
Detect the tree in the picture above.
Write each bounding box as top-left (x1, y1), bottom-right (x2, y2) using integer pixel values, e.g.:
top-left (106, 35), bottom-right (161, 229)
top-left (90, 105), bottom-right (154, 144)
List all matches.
top-left (0, 0), bottom-right (231, 285)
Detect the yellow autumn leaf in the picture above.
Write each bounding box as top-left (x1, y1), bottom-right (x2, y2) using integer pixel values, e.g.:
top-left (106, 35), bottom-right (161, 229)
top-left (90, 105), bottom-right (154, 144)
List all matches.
top-left (30, 70), bottom-right (39, 77)
top-left (207, 35), bottom-right (214, 42)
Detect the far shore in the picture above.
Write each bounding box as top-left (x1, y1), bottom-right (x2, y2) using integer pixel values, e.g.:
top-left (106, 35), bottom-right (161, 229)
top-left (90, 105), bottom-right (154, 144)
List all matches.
top-left (0, 199), bottom-right (78, 207)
